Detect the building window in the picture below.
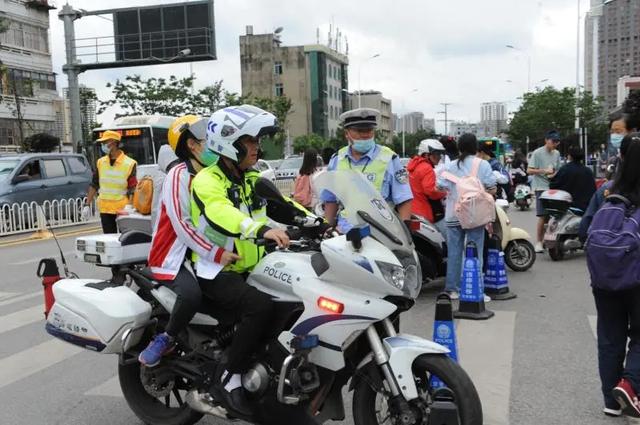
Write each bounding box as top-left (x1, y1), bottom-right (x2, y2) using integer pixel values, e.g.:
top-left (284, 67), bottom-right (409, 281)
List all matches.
top-left (0, 20), bottom-right (49, 53)
top-left (274, 61), bottom-right (283, 75)
top-left (330, 105), bottom-right (334, 119)
top-left (275, 83), bottom-right (284, 97)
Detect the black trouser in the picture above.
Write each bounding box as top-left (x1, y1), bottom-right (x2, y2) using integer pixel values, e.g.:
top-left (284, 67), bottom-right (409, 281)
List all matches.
top-left (593, 286), bottom-right (640, 409)
top-left (100, 213), bottom-right (118, 234)
top-left (163, 265), bottom-right (202, 337)
top-left (198, 272), bottom-right (274, 374)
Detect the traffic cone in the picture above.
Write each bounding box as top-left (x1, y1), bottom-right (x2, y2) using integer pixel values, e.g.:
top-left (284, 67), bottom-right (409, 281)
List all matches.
top-left (484, 235), bottom-right (517, 300)
top-left (454, 241), bottom-right (495, 320)
top-left (431, 292), bottom-right (459, 389)
top-left (37, 258), bottom-right (61, 319)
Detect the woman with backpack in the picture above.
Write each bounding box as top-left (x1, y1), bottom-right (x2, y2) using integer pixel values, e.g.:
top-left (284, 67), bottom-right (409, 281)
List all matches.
top-left (587, 134), bottom-right (640, 418)
top-left (437, 133), bottom-right (497, 300)
top-left (293, 148), bottom-right (319, 209)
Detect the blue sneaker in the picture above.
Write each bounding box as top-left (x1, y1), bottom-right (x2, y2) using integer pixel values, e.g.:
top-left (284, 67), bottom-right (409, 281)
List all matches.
top-left (138, 332), bottom-right (175, 367)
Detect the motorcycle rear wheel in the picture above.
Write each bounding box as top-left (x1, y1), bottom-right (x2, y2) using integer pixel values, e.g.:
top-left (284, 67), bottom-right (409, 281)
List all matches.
top-left (352, 354), bottom-right (482, 425)
top-left (548, 237), bottom-right (565, 261)
top-left (119, 359), bottom-right (203, 425)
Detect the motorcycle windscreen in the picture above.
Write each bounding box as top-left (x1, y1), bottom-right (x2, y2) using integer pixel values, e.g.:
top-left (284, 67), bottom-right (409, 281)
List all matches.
top-left (316, 170), bottom-right (413, 250)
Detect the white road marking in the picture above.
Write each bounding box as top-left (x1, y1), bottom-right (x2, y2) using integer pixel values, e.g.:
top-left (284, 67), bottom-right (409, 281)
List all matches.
top-left (9, 252), bottom-right (74, 266)
top-left (0, 291), bottom-right (42, 308)
top-left (457, 310), bottom-right (517, 425)
top-left (588, 315), bottom-right (597, 340)
top-left (0, 291), bottom-right (18, 300)
top-left (0, 305), bottom-right (44, 334)
top-left (0, 339), bottom-right (83, 390)
top-left (85, 375), bottom-right (122, 398)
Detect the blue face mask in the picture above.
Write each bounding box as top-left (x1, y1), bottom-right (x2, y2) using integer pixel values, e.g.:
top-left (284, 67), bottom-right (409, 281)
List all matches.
top-left (352, 138), bottom-right (375, 153)
top-left (199, 149), bottom-right (219, 166)
top-left (611, 133), bottom-right (625, 149)
top-left (100, 144), bottom-right (111, 155)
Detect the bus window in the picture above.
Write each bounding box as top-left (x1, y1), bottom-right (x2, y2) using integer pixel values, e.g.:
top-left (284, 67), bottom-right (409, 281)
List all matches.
top-left (151, 126), bottom-right (169, 162)
top-left (91, 128), bottom-right (155, 166)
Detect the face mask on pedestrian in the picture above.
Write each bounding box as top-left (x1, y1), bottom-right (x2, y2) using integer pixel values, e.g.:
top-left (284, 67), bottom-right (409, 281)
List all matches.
top-left (101, 143), bottom-right (111, 155)
top-left (199, 149), bottom-right (219, 166)
top-left (611, 133), bottom-right (625, 150)
top-left (351, 138), bottom-right (375, 153)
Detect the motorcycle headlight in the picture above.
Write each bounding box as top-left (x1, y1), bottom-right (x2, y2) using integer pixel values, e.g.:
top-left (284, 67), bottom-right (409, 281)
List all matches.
top-left (376, 261), bottom-right (405, 290)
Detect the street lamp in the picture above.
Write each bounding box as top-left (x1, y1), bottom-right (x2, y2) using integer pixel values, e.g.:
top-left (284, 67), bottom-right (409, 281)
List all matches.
top-left (506, 44), bottom-right (531, 92)
top-left (401, 88), bottom-right (418, 158)
top-left (357, 53), bottom-right (380, 108)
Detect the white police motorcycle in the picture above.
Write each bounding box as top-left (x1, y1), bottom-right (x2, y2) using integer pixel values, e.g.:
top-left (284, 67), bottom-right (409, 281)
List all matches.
top-left (44, 170), bottom-right (482, 425)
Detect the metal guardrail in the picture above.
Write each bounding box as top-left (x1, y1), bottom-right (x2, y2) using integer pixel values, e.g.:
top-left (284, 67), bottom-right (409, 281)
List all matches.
top-left (0, 197), bottom-right (99, 237)
top-left (274, 178), bottom-right (294, 197)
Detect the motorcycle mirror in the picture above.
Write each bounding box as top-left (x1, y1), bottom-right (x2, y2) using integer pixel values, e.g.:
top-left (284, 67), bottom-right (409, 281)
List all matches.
top-left (255, 177), bottom-right (285, 202)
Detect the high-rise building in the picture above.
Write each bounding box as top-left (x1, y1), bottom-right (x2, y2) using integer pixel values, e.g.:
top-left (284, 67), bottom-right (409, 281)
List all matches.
top-left (423, 118), bottom-right (435, 132)
top-left (396, 111), bottom-right (425, 134)
top-left (617, 75), bottom-right (640, 107)
top-left (0, 0), bottom-right (60, 147)
top-left (449, 121), bottom-right (479, 137)
top-left (62, 86), bottom-right (97, 148)
top-left (479, 101), bottom-right (507, 137)
top-left (585, 0), bottom-right (640, 111)
top-left (347, 90), bottom-right (393, 144)
top-left (239, 26), bottom-right (348, 143)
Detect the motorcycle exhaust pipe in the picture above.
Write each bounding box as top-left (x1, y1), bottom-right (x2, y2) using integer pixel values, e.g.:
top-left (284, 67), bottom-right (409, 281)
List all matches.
top-left (185, 390), bottom-right (229, 419)
top-left (563, 238), bottom-right (582, 251)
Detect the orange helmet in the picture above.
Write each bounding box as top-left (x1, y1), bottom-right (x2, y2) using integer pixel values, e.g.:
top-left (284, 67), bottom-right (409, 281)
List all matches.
top-left (168, 115), bottom-right (202, 152)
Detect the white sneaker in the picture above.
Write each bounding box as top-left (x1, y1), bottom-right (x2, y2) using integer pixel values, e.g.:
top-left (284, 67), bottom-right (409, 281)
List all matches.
top-left (603, 407), bottom-right (622, 417)
top-left (484, 295), bottom-right (491, 303)
top-left (534, 242), bottom-right (544, 253)
top-left (446, 291), bottom-right (459, 300)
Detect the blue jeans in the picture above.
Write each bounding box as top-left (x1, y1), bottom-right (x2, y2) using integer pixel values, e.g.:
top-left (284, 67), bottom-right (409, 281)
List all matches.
top-left (593, 286), bottom-right (640, 409)
top-left (445, 224), bottom-right (485, 292)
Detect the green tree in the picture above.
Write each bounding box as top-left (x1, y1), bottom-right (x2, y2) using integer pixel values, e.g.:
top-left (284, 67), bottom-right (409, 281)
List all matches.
top-left (508, 87), bottom-right (607, 152)
top-left (293, 133), bottom-right (327, 153)
top-left (392, 128), bottom-right (437, 157)
top-left (23, 133), bottom-right (59, 152)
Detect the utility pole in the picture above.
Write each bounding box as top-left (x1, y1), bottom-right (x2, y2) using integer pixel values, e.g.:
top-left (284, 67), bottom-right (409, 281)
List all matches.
top-left (437, 103), bottom-right (452, 135)
top-left (60, 5), bottom-right (84, 154)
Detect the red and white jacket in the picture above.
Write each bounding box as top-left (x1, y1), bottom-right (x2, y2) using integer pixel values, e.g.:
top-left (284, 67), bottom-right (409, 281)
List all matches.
top-left (148, 161), bottom-right (224, 280)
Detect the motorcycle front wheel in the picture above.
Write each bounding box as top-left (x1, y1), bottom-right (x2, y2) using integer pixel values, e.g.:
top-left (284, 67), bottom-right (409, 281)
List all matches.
top-left (119, 358), bottom-right (203, 425)
top-left (504, 240), bottom-right (536, 271)
top-left (352, 354), bottom-right (482, 425)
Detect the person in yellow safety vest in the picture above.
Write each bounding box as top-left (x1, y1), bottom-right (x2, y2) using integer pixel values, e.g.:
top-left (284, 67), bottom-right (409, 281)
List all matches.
top-left (82, 130), bottom-right (138, 233)
top-left (190, 105), bottom-right (315, 419)
top-left (321, 108), bottom-right (413, 231)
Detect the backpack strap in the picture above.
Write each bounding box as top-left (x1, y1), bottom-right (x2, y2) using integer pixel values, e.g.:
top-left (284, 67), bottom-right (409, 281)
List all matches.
top-left (441, 171), bottom-right (459, 184)
top-left (470, 157), bottom-right (481, 178)
top-left (606, 194), bottom-right (633, 207)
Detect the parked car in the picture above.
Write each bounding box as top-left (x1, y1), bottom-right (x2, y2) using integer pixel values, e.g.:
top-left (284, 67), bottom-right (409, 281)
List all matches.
top-left (266, 159), bottom-right (283, 170)
top-left (255, 159), bottom-right (276, 182)
top-left (0, 153), bottom-right (92, 207)
top-left (275, 155), bottom-right (323, 180)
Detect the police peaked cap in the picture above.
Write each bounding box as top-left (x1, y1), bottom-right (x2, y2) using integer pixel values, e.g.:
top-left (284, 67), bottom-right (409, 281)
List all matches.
top-left (340, 108), bottom-right (380, 129)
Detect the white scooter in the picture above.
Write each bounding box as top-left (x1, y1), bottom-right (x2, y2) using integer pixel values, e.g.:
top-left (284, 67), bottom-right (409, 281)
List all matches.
top-left (494, 200), bottom-right (536, 271)
top-left (44, 170), bottom-right (481, 425)
top-left (540, 189), bottom-right (584, 261)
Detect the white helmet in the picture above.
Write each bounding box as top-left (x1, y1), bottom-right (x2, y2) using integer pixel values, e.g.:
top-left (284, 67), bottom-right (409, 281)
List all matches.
top-left (206, 105), bottom-right (279, 162)
top-left (417, 139), bottom-right (445, 155)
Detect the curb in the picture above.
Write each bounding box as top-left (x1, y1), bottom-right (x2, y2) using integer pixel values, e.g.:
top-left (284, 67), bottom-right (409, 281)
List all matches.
top-left (0, 226), bottom-right (102, 248)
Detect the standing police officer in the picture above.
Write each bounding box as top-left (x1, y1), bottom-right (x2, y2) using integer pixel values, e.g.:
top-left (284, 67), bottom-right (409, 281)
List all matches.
top-left (83, 130), bottom-right (137, 233)
top-left (322, 108), bottom-right (413, 228)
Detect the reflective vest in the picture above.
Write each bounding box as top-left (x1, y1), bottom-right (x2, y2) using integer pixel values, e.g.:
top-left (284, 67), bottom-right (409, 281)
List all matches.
top-left (336, 145), bottom-right (394, 193)
top-left (96, 153), bottom-right (136, 214)
top-left (191, 165), bottom-right (268, 274)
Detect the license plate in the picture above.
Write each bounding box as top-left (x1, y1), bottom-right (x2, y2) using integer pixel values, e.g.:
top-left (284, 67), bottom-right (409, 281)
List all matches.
top-left (84, 253), bottom-right (100, 263)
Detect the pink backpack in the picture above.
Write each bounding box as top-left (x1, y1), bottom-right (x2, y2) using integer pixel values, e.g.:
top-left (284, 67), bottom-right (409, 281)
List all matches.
top-left (442, 157), bottom-right (495, 229)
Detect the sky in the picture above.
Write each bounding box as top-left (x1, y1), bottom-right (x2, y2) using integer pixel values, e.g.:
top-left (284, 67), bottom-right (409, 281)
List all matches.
top-left (47, 0), bottom-right (588, 134)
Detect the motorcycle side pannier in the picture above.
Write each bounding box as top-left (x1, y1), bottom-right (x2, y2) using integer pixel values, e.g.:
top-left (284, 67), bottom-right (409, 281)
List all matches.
top-left (45, 279), bottom-right (151, 354)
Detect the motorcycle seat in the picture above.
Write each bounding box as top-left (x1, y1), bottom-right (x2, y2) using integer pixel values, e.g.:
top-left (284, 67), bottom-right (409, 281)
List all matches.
top-left (569, 207), bottom-right (584, 216)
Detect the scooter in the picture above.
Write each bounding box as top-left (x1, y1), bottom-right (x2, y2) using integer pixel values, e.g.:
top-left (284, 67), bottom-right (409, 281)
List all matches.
top-left (44, 170), bottom-right (481, 425)
top-left (407, 215), bottom-right (447, 284)
top-left (493, 199), bottom-right (536, 271)
top-left (540, 189), bottom-right (584, 261)
top-left (513, 184), bottom-right (533, 211)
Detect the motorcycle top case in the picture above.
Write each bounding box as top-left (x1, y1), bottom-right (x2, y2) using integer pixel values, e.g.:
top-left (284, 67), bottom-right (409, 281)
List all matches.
top-left (75, 233), bottom-right (149, 265)
top-left (539, 190), bottom-right (572, 215)
top-left (45, 279), bottom-right (151, 354)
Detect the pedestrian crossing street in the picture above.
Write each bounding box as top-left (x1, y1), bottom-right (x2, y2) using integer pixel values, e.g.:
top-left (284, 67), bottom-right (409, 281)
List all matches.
top-left (0, 290), bottom-right (625, 425)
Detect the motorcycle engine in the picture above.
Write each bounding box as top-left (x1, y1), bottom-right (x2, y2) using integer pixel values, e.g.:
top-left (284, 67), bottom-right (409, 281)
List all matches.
top-left (242, 362), bottom-right (271, 395)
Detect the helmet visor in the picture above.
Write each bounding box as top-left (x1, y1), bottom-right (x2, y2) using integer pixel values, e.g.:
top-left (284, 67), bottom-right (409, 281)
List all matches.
top-left (186, 118), bottom-right (208, 142)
